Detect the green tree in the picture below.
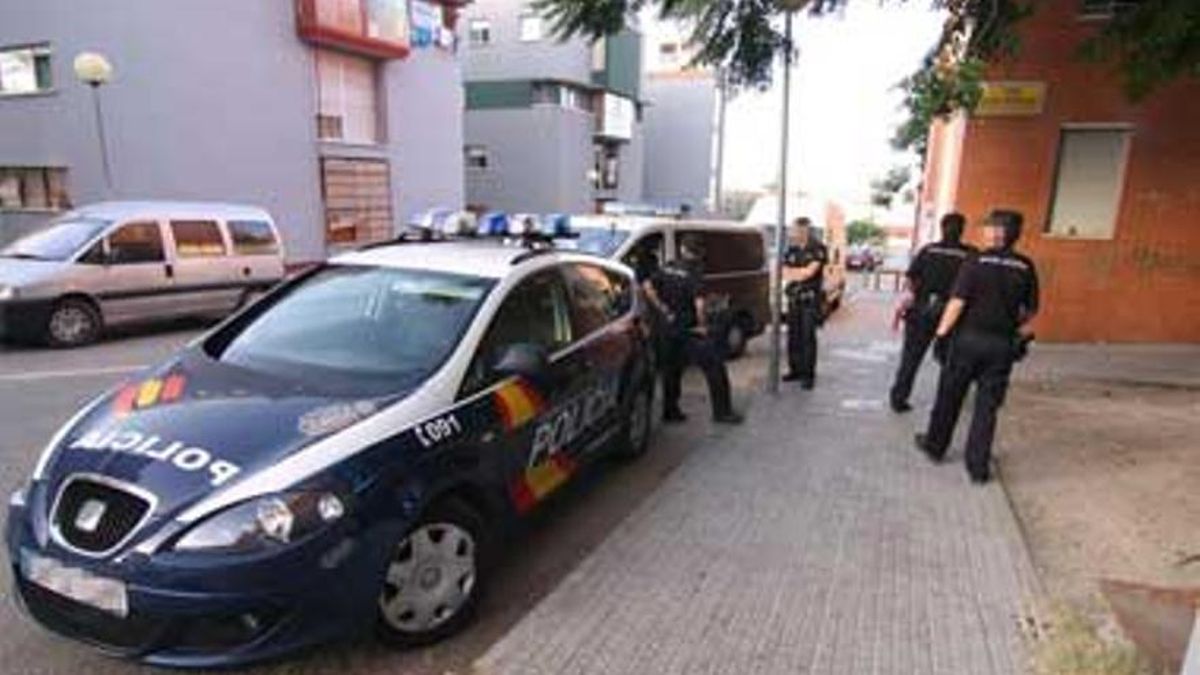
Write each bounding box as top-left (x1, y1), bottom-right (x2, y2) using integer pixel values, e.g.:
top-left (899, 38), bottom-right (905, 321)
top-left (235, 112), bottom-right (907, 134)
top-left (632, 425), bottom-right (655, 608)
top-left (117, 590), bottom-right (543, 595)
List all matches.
top-left (847, 219), bottom-right (885, 245)
top-left (535, 0), bottom-right (1200, 153)
top-left (870, 165), bottom-right (912, 209)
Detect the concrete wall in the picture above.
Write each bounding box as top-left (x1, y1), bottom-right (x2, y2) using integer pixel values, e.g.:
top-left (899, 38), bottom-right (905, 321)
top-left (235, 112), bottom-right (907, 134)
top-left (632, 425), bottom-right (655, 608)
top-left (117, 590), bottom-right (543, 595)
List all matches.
top-left (464, 106), bottom-right (593, 213)
top-left (642, 74), bottom-right (715, 211)
top-left (462, 0), bottom-right (593, 84)
top-left (0, 0), bottom-right (465, 262)
top-left (933, 0), bottom-right (1200, 342)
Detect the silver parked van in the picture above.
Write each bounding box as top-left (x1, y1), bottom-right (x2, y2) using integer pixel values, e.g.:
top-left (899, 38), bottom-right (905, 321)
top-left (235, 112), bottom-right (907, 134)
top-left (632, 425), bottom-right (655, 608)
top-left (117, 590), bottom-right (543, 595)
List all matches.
top-left (0, 201), bottom-right (285, 347)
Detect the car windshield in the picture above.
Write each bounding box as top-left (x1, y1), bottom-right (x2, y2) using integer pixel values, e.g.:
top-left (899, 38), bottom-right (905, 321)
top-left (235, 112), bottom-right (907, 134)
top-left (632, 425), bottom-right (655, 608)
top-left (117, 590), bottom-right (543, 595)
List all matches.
top-left (566, 227), bottom-right (630, 258)
top-left (210, 265), bottom-right (494, 394)
top-left (0, 217), bottom-right (111, 261)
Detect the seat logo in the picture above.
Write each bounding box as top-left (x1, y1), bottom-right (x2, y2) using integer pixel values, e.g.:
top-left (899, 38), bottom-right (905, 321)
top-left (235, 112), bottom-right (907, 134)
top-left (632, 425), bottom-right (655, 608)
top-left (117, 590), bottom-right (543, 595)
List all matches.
top-left (75, 499), bottom-right (107, 533)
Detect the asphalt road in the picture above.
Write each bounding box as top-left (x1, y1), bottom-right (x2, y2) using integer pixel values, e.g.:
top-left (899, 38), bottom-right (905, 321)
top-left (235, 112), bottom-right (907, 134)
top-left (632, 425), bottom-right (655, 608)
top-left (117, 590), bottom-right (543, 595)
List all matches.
top-left (0, 318), bottom-right (776, 675)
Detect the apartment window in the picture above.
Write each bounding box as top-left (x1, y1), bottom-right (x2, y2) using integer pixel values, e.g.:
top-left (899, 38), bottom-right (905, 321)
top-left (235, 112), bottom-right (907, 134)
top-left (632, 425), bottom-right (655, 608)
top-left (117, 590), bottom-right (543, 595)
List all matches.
top-left (0, 167), bottom-right (68, 211)
top-left (321, 157), bottom-right (393, 244)
top-left (594, 144), bottom-right (619, 190)
top-left (532, 82), bottom-right (561, 105)
top-left (591, 39), bottom-right (607, 72)
top-left (659, 42), bottom-right (678, 55)
top-left (316, 49), bottom-right (380, 145)
top-left (1046, 127), bottom-right (1131, 239)
top-left (519, 14), bottom-right (544, 42)
top-left (465, 145), bottom-right (489, 170)
top-left (0, 44), bottom-right (52, 95)
top-left (468, 19), bottom-right (492, 46)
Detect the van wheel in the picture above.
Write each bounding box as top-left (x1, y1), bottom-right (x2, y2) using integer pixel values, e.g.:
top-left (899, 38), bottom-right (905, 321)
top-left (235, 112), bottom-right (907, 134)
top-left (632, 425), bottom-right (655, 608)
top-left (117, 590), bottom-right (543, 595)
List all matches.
top-left (722, 320), bottom-right (749, 360)
top-left (375, 499), bottom-right (489, 648)
top-left (614, 382), bottom-right (653, 460)
top-left (45, 298), bottom-right (102, 348)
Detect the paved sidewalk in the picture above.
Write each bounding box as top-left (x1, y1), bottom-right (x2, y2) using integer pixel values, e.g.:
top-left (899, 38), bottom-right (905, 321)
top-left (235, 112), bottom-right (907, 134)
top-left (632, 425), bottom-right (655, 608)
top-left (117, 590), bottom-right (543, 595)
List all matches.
top-left (476, 294), bottom-right (1041, 674)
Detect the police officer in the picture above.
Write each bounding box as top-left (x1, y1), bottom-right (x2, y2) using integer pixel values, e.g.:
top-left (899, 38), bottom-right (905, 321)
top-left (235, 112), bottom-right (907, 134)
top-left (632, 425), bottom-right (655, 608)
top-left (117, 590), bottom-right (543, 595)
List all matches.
top-left (915, 209), bottom-right (1039, 484)
top-left (889, 212), bottom-right (976, 413)
top-left (644, 236), bottom-right (744, 425)
top-left (782, 217), bottom-right (827, 389)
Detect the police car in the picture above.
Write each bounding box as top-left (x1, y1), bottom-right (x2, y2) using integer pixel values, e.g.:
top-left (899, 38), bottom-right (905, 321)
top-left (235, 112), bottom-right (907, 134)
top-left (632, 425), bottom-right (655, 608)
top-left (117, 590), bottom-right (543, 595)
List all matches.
top-left (5, 214), bottom-right (655, 666)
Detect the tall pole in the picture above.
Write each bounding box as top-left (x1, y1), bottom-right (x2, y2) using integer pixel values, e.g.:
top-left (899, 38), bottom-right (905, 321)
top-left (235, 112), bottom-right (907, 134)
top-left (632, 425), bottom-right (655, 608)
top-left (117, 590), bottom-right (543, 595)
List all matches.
top-left (767, 10), bottom-right (795, 395)
top-left (712, 69), bottom-right (728, 214)
top-left (89, 83), bottom-right (114, 195)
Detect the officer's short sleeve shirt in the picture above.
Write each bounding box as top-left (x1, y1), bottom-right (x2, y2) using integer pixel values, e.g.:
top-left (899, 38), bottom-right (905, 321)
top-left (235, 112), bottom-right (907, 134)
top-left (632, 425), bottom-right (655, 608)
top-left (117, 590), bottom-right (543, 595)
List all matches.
top-left (783, 242), bottom-right (827, 291)
top-left (952, 250), bottom-right (1039, 336)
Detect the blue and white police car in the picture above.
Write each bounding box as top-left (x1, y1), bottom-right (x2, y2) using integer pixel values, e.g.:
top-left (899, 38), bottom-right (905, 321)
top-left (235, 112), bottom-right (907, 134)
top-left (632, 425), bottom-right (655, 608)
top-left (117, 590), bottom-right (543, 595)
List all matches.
top-left (5, 216), bottom-right (656, 666)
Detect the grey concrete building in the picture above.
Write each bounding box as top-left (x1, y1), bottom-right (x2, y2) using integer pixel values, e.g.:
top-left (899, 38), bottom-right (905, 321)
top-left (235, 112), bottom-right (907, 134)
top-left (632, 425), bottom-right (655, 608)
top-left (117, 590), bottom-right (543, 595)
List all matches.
top-left (0, 0), bottom-right (466, 262)
top-left (640, 24), bottom-right (719, 214)
top-left (461, 0), bottom-right (645, 214)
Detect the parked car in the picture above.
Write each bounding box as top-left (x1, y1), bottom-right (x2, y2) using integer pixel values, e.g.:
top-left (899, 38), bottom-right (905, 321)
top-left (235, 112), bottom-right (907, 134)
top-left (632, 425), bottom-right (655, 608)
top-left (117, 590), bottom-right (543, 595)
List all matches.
top-left (0, 201), bottom-right (285, 347)
top-left (567, 216), bottom-right (769, 358)
top-left (845, 245), bottom-right (883, 271)
top-left (6, 232), bottom-right (655, 666)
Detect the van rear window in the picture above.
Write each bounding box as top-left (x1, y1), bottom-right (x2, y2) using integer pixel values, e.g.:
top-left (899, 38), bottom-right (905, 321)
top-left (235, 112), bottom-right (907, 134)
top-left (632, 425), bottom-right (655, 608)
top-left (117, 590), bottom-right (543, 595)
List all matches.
top-left (228, 220), bottom-right (279, 256)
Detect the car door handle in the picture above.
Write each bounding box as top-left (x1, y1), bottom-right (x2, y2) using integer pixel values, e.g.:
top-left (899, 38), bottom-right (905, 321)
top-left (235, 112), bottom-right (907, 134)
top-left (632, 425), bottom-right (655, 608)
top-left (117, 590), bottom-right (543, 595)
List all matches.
top-left (242, 267), bottom-right (252, 277)
top-left (164, 264), bottom-right (174, 279)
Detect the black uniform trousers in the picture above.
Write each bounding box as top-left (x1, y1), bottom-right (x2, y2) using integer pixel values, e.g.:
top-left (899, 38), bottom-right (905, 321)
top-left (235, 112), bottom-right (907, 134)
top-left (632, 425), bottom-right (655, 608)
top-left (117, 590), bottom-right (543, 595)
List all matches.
top-left (661, 331), bottom-right (734, 418)
top-left (786, 297), bottom-right (820, 381)
top-left (924, 330), bottom-right (1015, 478)
top-left (889, 307), bottom-right (938, 406)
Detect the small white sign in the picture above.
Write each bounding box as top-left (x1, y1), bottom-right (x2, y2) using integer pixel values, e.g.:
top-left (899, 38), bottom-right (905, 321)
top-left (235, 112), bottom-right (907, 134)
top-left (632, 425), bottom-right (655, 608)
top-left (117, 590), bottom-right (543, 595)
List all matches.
top-left (599, 93), bottom-right (634, 140)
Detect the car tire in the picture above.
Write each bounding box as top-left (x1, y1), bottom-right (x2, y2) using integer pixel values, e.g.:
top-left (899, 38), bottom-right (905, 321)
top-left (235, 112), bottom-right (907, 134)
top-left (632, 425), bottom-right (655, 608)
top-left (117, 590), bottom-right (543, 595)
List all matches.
top-left (613, 380), bottom-right (653, 460)
top-left (45, 298), bottom-right (102, 348)
top-left (375, 498), bottom-right (490, 648)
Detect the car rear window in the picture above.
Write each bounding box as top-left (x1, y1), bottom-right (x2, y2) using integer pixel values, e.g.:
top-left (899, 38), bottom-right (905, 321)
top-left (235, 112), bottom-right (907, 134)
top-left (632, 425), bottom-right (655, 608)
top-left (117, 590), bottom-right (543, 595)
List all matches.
top-left (228, 219), bottom-right (279, 256)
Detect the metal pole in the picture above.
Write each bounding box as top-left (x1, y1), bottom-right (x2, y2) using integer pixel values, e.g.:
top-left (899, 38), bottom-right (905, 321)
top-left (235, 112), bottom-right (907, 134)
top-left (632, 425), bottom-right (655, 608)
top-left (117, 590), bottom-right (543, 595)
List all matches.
top-left (90, 83), bottom-right (114, 195)
top-left (712, 69), bottom-right (728, 214)
top-left (767, 11), bottom-right (794, 395)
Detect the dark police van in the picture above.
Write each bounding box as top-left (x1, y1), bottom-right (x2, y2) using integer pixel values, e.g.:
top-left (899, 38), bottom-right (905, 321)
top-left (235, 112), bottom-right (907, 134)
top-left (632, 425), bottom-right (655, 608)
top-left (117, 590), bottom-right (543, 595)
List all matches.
top-left (6, 219), bottom-right (655, 667)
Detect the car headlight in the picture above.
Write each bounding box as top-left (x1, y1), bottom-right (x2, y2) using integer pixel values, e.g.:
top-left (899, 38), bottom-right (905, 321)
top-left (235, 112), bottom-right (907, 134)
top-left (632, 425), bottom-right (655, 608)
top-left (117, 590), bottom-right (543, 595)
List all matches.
top-left (0, 284), bottom-right (17, 301)
top-left (172, 491), bottom-right (346, 553)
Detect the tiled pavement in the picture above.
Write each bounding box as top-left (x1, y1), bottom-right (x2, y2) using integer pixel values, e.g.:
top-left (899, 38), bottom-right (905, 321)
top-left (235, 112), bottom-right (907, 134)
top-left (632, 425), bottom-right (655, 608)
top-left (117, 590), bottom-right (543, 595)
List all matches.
top-left (476, 293), bottom-right (1041, 674)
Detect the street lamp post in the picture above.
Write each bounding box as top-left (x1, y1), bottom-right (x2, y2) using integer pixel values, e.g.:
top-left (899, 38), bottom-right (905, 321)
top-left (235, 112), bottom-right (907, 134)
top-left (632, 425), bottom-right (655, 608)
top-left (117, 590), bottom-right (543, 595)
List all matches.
top-left (73, 52), bottom-right (114, 195)
top-left (767, 6), bottom-right (801, 395)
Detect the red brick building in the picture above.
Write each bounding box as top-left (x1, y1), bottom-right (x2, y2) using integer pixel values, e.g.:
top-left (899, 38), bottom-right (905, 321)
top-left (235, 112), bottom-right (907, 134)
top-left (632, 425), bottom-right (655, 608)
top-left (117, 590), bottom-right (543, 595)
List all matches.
top-left (919, 0), bottom-right (1200, 342)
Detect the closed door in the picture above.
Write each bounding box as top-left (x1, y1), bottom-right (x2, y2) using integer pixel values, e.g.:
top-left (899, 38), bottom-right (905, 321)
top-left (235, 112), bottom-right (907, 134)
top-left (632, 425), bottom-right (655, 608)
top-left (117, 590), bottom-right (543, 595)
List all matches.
top-left (83, 221), bottom-right (176, 325)
top-left (167, 219), bottom-right (241, 314)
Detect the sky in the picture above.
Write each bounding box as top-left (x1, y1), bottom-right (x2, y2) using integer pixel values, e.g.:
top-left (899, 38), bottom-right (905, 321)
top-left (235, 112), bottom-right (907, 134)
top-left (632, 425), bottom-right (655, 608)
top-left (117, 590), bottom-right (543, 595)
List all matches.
top-left (714, 3), bottom-right (945, 207)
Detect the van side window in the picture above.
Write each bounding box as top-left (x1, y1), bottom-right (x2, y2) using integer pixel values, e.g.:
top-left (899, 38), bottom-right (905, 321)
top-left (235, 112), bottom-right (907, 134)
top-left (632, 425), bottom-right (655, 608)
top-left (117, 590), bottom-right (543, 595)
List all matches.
top-left (681, 231), bottom-right (764, 274)
top-left (228, 220), bottom-right (279, 256)
top-left (171, 220), bottom-right (226, 258)
top-left (108, 222), bottom-right (165, 264)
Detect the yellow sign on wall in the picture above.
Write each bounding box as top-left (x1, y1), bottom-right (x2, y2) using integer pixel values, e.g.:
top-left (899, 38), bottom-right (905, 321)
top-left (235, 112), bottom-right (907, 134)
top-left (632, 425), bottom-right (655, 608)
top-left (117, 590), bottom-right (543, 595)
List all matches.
top-left (975, 81), bottom-right (1047, 117)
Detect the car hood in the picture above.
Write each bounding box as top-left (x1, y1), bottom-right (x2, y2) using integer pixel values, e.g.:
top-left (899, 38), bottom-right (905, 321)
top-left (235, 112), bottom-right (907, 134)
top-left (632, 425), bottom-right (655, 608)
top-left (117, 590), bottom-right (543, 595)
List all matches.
top-left (0, 257), bottom-right (70, 288)
top-left (37, 348), bottom-right (414, 521)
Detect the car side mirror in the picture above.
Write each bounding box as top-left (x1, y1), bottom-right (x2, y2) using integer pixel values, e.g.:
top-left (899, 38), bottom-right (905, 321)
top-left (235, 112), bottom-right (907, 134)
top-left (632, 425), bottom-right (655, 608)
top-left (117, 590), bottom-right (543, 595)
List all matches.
top-left (493, 343), bottom-right (550, 383)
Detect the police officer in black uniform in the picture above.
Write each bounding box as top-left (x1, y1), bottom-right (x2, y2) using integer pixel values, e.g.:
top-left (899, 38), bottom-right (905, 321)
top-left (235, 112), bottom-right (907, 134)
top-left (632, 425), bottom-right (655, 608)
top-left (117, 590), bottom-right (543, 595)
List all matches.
top-left (916, 209), bottom-right (1039, 484)
top-left (889, 212), bottom-right (975, 413)
top-left (782, 217), bottom-right (828, 389)
top-left (644, 236), bottom-right (744, 425)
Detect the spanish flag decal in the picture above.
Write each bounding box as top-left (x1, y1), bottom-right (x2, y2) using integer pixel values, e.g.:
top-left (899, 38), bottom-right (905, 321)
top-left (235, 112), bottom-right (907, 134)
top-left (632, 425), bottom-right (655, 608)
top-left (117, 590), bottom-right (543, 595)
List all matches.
top-left (113, 373), bottom-right (187, 417)
top-left (511, 453), bottom-right (576, 514)
top-left (493, 378), bottom-right (546, 431)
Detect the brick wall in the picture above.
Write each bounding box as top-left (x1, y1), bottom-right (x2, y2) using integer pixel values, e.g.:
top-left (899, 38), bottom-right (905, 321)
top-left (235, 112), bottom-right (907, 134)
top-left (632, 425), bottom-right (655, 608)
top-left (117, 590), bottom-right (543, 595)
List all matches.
top-left (934, 0), bottom-right (1200, 342)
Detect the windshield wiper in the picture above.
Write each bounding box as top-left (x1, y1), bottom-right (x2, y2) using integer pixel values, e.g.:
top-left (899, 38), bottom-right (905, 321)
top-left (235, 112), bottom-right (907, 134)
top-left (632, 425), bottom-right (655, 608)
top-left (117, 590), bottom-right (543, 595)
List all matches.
top-left (0, 252), bottom-right (47, 260)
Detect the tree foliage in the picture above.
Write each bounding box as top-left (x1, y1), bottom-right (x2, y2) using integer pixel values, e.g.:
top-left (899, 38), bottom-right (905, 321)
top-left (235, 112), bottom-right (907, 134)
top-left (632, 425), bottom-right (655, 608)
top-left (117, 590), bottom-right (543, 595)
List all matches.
top-left (536, 0), bottom-right (1200, 155)
top-left (869, 165), bottom-right (912, 209)
top-left (847, 219), bottom-right (885, 245)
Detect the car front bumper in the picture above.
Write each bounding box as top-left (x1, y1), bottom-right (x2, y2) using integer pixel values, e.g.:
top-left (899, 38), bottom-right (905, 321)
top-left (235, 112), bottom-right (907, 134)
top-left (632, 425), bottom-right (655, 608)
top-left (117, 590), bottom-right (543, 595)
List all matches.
top-left (6, 496), bottom-right (404, 668)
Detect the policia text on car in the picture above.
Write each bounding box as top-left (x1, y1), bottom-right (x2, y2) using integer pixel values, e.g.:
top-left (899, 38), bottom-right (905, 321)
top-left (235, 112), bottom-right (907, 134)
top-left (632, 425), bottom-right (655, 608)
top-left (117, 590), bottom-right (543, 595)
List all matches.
top-left (915, 209), bottom-right (1039, 484)
top-left (640, 238), bottom-right (744, 425)
top-left (889, 213), bottom-right (976, 413)
top-left (782, 217), bottom-right (828, 390)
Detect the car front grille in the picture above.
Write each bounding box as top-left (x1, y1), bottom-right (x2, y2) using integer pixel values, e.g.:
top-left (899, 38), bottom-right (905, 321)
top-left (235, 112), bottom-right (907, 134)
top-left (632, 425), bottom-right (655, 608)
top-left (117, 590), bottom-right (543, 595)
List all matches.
top-left (51, 477), bottom-right (153, 555)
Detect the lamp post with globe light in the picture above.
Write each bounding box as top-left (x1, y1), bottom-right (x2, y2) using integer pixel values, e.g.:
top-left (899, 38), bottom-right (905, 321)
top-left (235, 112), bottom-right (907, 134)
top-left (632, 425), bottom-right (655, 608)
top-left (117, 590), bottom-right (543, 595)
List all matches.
top-left (767, 0), bottom-right (809, 395)
top-left (73, 52), bottom-right (114, 195)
